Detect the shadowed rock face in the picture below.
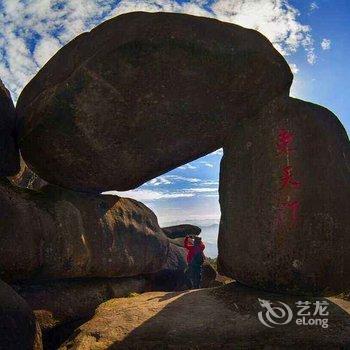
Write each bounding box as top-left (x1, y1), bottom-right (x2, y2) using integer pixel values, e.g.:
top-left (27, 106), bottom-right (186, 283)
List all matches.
top-left (201, 261), bottom-right (218, 288)
top-left (0, 279), bottom-right (42, 350)
top-left (149, 242), bottom-right (188, 291)
top-left (58, 283), bottom-right (350, 349)
top-left (0, 180), bottom-right (169, 282)
top-left (218, 97), bottom-right (350, 295)
top-left (162, 224), bottom-right (201, 239)
top-left (17, 11), bottom-right (292, 193)
top-left (0, 79), bottom-right (20, 176)
top-left (13, 277), bottom-right (148, 333)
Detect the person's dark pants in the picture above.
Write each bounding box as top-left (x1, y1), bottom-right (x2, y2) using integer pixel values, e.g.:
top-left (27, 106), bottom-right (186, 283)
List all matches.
top-left (187, 264), bottom-right (202, 289)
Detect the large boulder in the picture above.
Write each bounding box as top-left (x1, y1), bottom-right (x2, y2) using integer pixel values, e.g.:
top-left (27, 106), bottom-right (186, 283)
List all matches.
top-left (218, 97), bottom-right (350, 295)
top-left (12, 277), bottom-right (148, 333)
top-left (59, 283), bottom-right (350, 349)
top-left (17, 11), bottom-right (292, 193)
top-left (0, 180), bottom-right (169, 282)
top-left (148, 242), bottom-right (188, 291)
top-left (0, 279), bottom-right (42, 350)
top-left (14, 277), bottom-right (147, 349)
top-left (162, 224), bottom-right (201, 239)
top-left (0, 79), bottom-right (20, 176)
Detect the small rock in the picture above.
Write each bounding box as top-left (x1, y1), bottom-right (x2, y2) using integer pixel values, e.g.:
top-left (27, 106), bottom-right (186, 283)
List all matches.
top-left (162, 224), bottom-right (201, 239)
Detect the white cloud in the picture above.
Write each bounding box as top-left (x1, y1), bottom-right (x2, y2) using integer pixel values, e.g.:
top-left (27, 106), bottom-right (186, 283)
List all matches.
top-left (179, 163), bottom-right (197, 170)
top-left (185, 187), bottom-right (218, 193)
top-left (104, 183), bottom-right (218, 201)
top-left (321, 38), bottom-right (331, 50)
top-left (0, 0), bottom-right (116, 100)
top-left (166, 175), bottom-right (201, 183)
top-left (289, 63), bottom-right (299, 74)
top-left (146, 174), bottom-right (202, 186)
top-left (309, 2), bottom-right (319, 13)
top-left (104, 189), bottom-right (195, 201)
top-left (300, 32), bottom-right (317, 65)
top-left (33, 35), bottom-right (61, 66)
top-left (200, 180), bottom-right (219, 186)
top-left (148, 176), bottom-right (172, 186)
top-left (210, 0), bottom-right (314, 61)
top-left (307, 49), bottom-right (317, 65)
top-left (0, 0), bottom-right (316, 101)
top-left (200, 161), bottom-right (214, 168)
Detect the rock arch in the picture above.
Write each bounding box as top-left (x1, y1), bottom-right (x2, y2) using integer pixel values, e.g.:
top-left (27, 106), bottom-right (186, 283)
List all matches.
top-left (13, 12), bottom-right (350, 294)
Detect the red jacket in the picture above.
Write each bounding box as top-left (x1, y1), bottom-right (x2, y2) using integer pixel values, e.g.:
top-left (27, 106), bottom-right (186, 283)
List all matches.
top-left (184, 236), bottom-right (205, 264)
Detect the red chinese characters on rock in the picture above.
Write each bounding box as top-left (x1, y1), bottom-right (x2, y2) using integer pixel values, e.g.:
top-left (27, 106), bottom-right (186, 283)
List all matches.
top-left (276, 128), bottom-right (301, 225)
top-left (277, 129), bottom-right (295, 155)
top-left (281, 165), bottom-right (300, 189)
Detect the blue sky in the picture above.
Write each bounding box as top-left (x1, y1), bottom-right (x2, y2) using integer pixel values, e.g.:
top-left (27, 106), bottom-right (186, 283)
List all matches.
top-left (0, 0), bottom-right (348, 255)
top-left (289, 0), bottom-right (349, 128)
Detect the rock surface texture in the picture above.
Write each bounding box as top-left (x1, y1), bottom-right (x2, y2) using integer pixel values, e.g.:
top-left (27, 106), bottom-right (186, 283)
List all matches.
top-left (201, 261), bottom-right (220, 288)
top-left (149, 242), bottom-right (188, 291)
top-left (13, 277), bottom-right (148, 332)
top-left (162, 224), bottom-right (201, 239)
top-left (0, 180), bottom-right (169, 281)
top-left (218, 97), bottom-right (350, 295)
top-left (0, 280), bottom-right (42, 350)
top-left (59, 283), bottom-right (350, 349)
top-left (9, 157), bottom-right (47, 190)
top-left (17, 11), bottom-right (292, 192)
top-left (0, 79), bottom-right (20, 176)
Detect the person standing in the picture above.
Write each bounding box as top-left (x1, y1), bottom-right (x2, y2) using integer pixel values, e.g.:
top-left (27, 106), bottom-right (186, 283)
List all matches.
top-left (184, 235), bottom-right (205, 289)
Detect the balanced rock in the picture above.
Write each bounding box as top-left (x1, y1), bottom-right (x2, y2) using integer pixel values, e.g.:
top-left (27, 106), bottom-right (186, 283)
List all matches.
top-left (59, 283), bottom-right (350, 349)
top-left (0, 179), bottom-right (169, 281)
top-left (0, 279), bottom-right (42, 350)
top-left (218, 97), bottom-right (350, 294)
top-left (0, 79), bottom-right (20, 176)
top-left (17, 11), bottom-right (292, 193)
top-left (162, 224), bottom-right (201, 239)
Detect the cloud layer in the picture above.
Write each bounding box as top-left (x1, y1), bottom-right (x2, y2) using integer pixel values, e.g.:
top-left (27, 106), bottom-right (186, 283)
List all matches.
top-left (104, 172), bottom-right (219, 202)
top-left (0, 0), bottom-right (316, 101)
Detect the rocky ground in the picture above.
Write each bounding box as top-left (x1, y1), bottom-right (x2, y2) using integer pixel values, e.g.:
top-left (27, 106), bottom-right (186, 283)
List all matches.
top-left (60, 282), bottom-right (350, 349)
